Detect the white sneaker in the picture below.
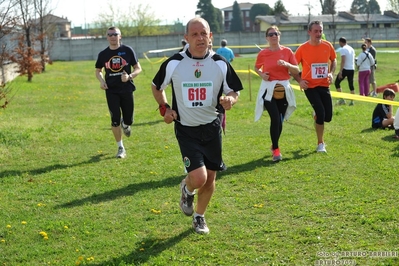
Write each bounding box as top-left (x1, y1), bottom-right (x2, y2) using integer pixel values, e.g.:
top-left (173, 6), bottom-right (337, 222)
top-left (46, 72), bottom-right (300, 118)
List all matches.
top-left (179, 179), bottom-right (195, 216)
top-left (116, 146), bottom-right (126, 158)
top-left (192, 215), bottom-right (209, 234)
top-left (121, 119), bottom-right (131, 137)
top-left (316, 143), bottom-right (327, 153)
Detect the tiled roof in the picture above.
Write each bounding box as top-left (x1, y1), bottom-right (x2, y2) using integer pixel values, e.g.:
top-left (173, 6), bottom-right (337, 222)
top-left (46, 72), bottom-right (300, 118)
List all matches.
top-left (220, 2), bottom-right (254, 11)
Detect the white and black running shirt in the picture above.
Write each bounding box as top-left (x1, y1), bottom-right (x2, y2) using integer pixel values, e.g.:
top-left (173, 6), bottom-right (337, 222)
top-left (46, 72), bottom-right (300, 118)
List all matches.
top-left (152, 50), bottom-right (243, 126)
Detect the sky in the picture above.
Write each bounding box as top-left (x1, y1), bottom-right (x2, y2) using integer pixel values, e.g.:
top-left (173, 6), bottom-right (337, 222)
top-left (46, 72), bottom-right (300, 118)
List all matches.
top-left (52, 0), bottom-right (388, 28)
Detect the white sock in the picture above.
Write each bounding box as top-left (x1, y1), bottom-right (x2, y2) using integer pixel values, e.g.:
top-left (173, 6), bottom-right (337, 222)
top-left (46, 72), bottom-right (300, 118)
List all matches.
top-left (184, 185), bottom-right (195, 195)
top-left (117, 141), bottom-right (124, 148)
top-left (194, 212), bottom-right (204, 218)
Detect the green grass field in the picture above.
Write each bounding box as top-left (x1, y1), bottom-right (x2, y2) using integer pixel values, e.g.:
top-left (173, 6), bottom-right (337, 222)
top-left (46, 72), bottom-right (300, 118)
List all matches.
top-left (1, 49), bottom-right (399, 266)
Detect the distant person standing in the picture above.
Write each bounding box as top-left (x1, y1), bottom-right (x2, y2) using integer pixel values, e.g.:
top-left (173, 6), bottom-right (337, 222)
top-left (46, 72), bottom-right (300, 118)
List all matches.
top-left (216, 39), bottom-right (234, 62)
top-left (335, 37), bottom-right (356, 106)
top-left (179, 39), bottom-right (187, 52)
top-left (365, 37), bottom-right (377, 96)
top-left (356, 44), bottom-right (375, 96)
top-left (95, 26), bottom-right (142, 158)
top-left (293, 20), bottom-right (337, 153)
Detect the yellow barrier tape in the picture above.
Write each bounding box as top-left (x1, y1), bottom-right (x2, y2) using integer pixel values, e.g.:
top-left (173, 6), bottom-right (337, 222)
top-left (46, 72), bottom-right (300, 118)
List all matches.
top-left (291, 84), bottom-right (399, 106)
top-left (236, 68), bottom-right (399, 106)
top-left (143, 52), bottom-right (168, 65)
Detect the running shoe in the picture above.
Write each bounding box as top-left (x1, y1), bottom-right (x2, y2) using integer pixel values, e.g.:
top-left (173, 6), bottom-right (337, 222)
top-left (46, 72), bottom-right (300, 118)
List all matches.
top-left (116, 146), bottom-right (126, 158)
top-left (179, 179), bottom-right (194, 216)
top-left (316, 143), bottom-right (327, 153)
top-left (272, 148), bottom-right (282, 162)
top-left (121, 118), bottom-right (131, 137)
top-left (192, 215), bottom-right (209, 234)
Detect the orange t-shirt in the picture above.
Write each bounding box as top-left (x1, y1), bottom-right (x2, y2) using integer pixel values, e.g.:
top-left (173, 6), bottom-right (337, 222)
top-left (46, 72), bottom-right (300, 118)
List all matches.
top-left (255, 46), bottom-right (298, 81)
top-left (295, 40), bottom-right (336, 88)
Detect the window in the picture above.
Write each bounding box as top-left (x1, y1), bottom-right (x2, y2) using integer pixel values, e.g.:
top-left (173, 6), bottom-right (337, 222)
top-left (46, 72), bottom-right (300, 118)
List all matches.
top-left (384, 23), bottom-right (391, 28)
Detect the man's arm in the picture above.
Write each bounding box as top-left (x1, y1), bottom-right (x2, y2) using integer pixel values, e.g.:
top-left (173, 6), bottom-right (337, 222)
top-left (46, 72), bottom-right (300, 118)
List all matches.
top-left (328, 59), bottom-right (337, 83)
top-left (339, 55), bottom-right (346, 73)
top-left (95, 68), bottom-right (107, 90)
top-left (151, 83), bottom-right (176, 124)
top-left (330, 58), bottom-right (337, 74)
top-left (130, 62), bottom-right (142, 80)
top-left (337, 55), bottom-right (345, 78)
top-left (151, 83), bottom-right (168, 106)
top-left (220, 91), bottom-right (239, 111)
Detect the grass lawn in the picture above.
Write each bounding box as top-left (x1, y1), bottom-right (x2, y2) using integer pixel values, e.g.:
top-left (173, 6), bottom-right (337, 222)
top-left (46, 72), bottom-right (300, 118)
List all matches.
top-left (0, 49), bottom-right (399, 266)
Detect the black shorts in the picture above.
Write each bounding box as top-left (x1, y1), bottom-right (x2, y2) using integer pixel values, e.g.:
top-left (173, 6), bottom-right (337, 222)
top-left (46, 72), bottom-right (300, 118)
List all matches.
top-left (105, 90), bottom-right (134, 127)
top-left (174, 117), bottom-right (226, 173)
top-left (304, 86), bottom-right (333, 125)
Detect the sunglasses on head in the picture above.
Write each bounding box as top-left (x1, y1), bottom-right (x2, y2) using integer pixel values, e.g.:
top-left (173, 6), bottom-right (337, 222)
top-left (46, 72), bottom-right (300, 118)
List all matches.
top-left (267, 32), bottom-right (279, 37)
top-left (107, 33), bottom-right (119, 37)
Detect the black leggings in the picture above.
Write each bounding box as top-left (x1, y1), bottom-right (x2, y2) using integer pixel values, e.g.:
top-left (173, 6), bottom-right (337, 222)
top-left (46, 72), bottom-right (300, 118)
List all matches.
top-left (304, 87), bottom-right (332, 125)
top-left (264, 98), bottom-right (288, 150)
top-left (105, 91), bottom-right (134, 127)
top-left (334, 69), bottom-right (355, 91)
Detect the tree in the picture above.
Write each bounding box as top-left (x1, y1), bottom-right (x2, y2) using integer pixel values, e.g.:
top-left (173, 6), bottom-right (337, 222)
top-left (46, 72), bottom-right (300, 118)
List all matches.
top-left (215, 7), bottom-right (224, 33)
top-left (91, 4), bottom-right (165, 37)
top-left (368, 0), bottom-right (381, 14)
top-left (249, 3), bottom-right (272, 22)
top-left (350, 0), bottom-right (381, 14)
top-left (13, 0), bottom-right (42, 82)
top-left (33, 0), bottom-right (53, 72)
top-left (350, 0), bottom-right (368, 13)
top-left (0, 0), bottom-right (18, 82)
top-left (0, 0), bottom-right (18, 108)
top-left (322, 0), bottom-right (337, 14)
top-left (121, 4), bottom-right (164, 36)
top-left (230, 1), bottom-right (243, 32)
top-left (272, 0), bottom-right (288, 15)
top-left (321, 0), bottom-right (340, 45)
top-left (196, 0), bottom-right (222, 33)
top-left (387, 0), bottom-right (399, 13)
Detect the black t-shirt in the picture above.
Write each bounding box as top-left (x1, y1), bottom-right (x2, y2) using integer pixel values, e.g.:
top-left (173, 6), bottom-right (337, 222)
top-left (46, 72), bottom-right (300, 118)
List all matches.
top-left (372, 103), bottom-right (390, 128)
top-left (95, 44), bottom-right (139, 93)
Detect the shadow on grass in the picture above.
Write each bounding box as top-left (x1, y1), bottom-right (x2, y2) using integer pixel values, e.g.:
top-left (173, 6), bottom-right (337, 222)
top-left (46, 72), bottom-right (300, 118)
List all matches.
top-left (90, 229), bottom-right (192, 266)
top-left (360, 127), bottom-right (376, 133)
top-left (0, 154), bottom-right (108, 179)
top-left (101, 120), bottom-right (164, 131)
top-left (133, 119), bottom-right (164, 127)
top-left (55, 173), bottom-right (183, 209)
top-left (221, 149), bottom-right (312, 176)
top-left (55, 153), bottom-right (312, 210)
top-left (381, 134), bottom-right (399, 157)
